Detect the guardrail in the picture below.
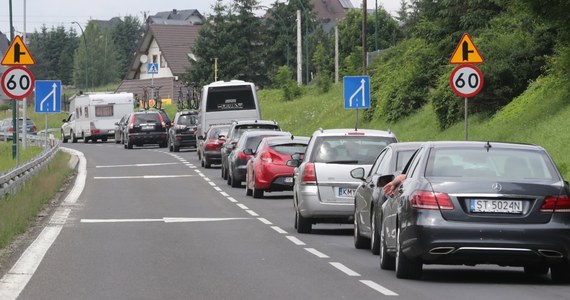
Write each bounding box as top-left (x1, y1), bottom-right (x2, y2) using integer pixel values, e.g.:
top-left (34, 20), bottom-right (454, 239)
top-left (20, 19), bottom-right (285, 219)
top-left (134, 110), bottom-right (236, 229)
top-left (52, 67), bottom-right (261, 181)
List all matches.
top-left (0, 132), bottom-right (60, 197)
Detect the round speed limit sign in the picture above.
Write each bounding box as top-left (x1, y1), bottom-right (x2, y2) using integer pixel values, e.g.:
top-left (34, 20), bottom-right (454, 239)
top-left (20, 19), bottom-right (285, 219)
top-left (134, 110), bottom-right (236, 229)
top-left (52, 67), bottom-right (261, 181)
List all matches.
top-left (1, 66), bottom-right (35, 100)
top-left (449, 64), bottom-right (484, 98)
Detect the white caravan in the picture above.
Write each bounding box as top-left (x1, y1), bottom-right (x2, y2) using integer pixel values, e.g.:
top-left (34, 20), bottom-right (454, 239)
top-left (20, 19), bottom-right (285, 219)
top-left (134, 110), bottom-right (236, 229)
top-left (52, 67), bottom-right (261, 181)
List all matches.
top-left (62, 92), bottom-right (134, 143)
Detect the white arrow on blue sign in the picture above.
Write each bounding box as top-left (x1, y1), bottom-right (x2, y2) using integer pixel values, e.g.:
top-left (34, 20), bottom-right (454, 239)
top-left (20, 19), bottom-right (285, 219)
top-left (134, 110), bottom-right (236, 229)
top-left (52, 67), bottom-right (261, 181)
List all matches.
top-left (343, 76), bottom-right (370, 109)
top-left (35, 80), bottom-right (61, 113)
top-left (147, 63), bottom-right (159, 74)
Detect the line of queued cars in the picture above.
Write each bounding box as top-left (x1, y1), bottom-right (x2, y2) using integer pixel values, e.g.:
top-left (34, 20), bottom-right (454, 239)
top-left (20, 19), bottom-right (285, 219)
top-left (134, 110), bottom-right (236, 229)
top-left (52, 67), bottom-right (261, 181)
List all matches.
top-left (196, 120), bottom-right (570, 283)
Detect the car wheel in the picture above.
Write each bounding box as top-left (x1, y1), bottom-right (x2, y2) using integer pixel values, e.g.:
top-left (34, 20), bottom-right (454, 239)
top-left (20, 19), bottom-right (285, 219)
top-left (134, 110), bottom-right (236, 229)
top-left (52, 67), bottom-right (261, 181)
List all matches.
top-left (354, 209), bottom-right (370, 249)
top-left (245, 183), bottom-right (253, 196)
top-left (252, 184), bottom-right (263, 198)
top-left (226, 169), bottom-right (232, 185)
top-left (371, 209), bottom-right (381, 255)
top-left (127, 140), bottom-right (133, 149)
top-left (230, 172), bottom-right (240, 188)
top-left (379, 216), bottom-right (395, 270)
top-left (204, 157), bottom-right (211, 169)
top-left (395, 226), bottom-right (422, 279)
top-left (61, 130), bottom-right (68, 143)
top-left (296, 210), bottom-right (312, 234)
top-left (173, 144), bottom-right (180, 152)
top-left (551, 264), bottom-right (570, 283)
top-left (71, 131), bottom-right (77, 143)
top-left (221, 164), bottom-right (226, 179)
top-left (169, 139), bottom-right (173, 152)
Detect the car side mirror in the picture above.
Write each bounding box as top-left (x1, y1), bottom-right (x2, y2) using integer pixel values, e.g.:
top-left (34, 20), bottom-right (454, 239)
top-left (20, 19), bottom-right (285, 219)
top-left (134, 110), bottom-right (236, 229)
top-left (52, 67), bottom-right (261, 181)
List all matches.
top-left (198, 135), bottom-right (204, 140)
top-left (243, 148), bottom-right (254, 155)
top-left (62, 119), bottom-right (67, 123)
top-left (291, 153), bottom-right (302, 160)
top-left (377, 174), bottom-right (395, 187)
top-left (350, 167), bottom-right (366, 181)
top-left (286, 159), bottom-right (300, 168)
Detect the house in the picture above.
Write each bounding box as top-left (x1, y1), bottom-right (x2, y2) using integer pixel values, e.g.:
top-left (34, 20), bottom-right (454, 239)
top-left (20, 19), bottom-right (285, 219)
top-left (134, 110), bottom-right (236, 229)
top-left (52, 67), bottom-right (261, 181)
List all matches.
top-left (116, 10), bottom-right (204, 104)
top-left (311, 0), bottom-right (355, 32)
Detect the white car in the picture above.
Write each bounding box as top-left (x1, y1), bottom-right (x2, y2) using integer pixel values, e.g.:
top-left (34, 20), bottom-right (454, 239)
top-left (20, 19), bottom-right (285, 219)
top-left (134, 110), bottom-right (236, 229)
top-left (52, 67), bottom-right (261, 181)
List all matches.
top-left (288, 128), bottom-right (398, 233)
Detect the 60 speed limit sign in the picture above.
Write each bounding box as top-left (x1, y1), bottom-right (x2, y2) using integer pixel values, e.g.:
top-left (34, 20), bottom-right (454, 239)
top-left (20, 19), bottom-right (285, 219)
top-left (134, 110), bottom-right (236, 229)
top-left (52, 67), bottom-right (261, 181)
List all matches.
top-left (449, 64), bottom-right (483, 98)
top-left (1, 66), bottom-right (35, 99)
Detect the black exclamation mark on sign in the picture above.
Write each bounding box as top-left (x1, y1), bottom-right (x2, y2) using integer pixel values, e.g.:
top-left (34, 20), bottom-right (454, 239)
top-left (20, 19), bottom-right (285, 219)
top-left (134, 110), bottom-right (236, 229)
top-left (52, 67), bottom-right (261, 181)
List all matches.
top-left (462, 41), bottom-right (474, 61)
top-left (14, 43), bottom-right (26, 63)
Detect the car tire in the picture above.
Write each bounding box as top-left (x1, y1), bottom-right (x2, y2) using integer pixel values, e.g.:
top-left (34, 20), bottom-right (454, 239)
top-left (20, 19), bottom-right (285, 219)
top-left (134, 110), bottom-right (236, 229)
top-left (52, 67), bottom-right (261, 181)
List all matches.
top-left (230, 172), bottom-right (240, 188)
top-left (173, 144), bottom-right (180, 152)
top-left (61, 130), bottom-right (68, 143)
top-left (371, 209), bottom-right (381, 255)
top-left (380, 216), bottom-right (395, 270)
top-left (354, 210), bottom-right (371, 249)
top-left (296, 210), bottom-right (312, 234)
top-left (169, 139), bottom-right (173, 152)
top-left (221, 164), bottom-right (226, 179)
top-left (395, 226), bottom-right (422, 279)
top-left (550, 264), bottom-right (570, 283)
top-left (101, 137), bottom-right (107, 142)
top-left (252, 184), bottom-right (263, 198)
top-left (204, 158), bottom-right (211, 168)
top-left (127, 140), bottom-right (133, 149)
top-left (245, 184), bottom-right (253, 196)
top-left (115, 137), bottom-right (120, 144)
top-left (71, 131), bottom-right (77, 143)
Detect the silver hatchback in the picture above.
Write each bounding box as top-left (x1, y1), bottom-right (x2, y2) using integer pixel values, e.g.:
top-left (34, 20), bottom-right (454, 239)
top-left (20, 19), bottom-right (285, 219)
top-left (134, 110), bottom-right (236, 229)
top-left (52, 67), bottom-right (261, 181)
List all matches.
top-left (288, 128), bottom-right (398, 233)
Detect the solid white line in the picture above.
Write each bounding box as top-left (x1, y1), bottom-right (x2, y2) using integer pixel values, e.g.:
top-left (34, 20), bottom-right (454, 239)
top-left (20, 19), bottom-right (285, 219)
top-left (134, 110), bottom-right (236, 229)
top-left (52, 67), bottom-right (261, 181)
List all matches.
top-left (61, 148), bottom-right (86, 204)
top-left (237, 204), bottom-right (249, 210)
top-left (163, 217), bottom-right (250, 223)
top-left (329, 262), bottom-right (360, 276)
top-left (304, 248), bottom-right (329, 258)
top-left (227, 197), bottom-right (238, 203)
top-left (258, 218), bottom-right (272, 225)
top-left (360, 280), bottom-right (398, 296)
top-left (220, 192), bottom-right (229, 197)
top-left (95, 162), bottom-right (179, 168)
top-left (286, 236), bottom-right (306, 246)
top-left (81, 218), bottom-right (163, 223)
top-left (93, 175), bottom-right (194, 179)
top-left (49, 208), bottom-right (71, 225)
top-left (271, 226), bottom-right (287, 234)
top-left (246, 210), bottom-right (259, 217)
top-left (81, 218), bottom-right (252, 223)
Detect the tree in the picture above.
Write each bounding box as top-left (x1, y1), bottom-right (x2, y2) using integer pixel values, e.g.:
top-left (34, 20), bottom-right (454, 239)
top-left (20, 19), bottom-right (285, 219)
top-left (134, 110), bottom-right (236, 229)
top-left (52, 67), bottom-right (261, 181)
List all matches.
top-left (112, 16), bottom-right (143, 77)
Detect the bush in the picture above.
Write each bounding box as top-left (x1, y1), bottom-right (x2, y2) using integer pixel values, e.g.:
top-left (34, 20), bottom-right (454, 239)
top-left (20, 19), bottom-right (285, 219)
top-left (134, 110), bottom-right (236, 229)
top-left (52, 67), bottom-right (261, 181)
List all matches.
top-left (275, 66), bottom-right (301, 101)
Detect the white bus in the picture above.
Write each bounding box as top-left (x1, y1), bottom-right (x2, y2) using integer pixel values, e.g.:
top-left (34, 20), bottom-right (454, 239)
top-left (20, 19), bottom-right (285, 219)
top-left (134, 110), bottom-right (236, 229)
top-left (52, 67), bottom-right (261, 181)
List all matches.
top-left (197, 80), bottom-right (261, 138)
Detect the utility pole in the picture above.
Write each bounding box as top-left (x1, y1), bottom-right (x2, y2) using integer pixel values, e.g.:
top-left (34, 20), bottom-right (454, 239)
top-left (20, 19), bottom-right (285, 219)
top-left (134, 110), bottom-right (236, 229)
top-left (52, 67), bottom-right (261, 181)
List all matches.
top-left (296, 10), bottom-right (302, 86)
top-left (335, 25), bottom-right (339, 84)
top-left (362, 0), bottom-right (368, 74)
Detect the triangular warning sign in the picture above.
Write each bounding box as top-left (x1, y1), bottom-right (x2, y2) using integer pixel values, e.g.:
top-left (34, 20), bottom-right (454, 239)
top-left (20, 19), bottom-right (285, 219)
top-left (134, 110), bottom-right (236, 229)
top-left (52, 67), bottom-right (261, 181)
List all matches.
top-left (450, 33), bottom-right (484, 64)
top-left (1, 35), bottom-right (36, 66)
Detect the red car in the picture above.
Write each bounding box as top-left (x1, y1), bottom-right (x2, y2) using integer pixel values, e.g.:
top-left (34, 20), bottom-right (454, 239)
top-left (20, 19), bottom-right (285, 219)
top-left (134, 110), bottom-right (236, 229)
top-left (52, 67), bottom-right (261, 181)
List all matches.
top-left (198, 124), bottom-right (230, 168)
top-left (245, 136), bottom-right (309, 198)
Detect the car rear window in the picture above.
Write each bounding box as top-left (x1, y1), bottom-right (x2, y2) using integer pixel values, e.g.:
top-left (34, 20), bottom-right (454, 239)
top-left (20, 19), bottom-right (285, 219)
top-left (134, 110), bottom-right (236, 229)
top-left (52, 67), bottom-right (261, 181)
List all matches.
top-left (208, 127), bottom-right (229, 139)
top-left (178, 115), bottom-right (197, 126)
top-left (425, 148), bottom-right (559, 180)
top-left (134, 113), bottom-right (160, 125)
top-left (271, 143), bottom-right (308, 155)
top-left (312, 136), bottom-right (396, 164)
top-left (234, 125), bottom-right (279, 141)
top-left (205, 85), bottom-right (256, 112)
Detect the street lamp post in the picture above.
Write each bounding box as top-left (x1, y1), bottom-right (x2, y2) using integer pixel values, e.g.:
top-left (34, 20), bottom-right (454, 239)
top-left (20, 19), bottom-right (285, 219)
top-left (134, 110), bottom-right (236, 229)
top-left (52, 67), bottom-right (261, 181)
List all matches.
top-left (72, 21), bottom-right (88, 91)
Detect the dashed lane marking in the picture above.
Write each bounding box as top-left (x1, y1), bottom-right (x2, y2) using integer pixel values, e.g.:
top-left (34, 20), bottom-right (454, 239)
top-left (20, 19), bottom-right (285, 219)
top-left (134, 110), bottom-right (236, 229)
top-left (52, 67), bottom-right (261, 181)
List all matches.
top-left (329, 262), bottom-right (360, 277)
top-left (304, 248), bottom-right (329, 258)
top-left (360, 280), bottom-right (398, 296)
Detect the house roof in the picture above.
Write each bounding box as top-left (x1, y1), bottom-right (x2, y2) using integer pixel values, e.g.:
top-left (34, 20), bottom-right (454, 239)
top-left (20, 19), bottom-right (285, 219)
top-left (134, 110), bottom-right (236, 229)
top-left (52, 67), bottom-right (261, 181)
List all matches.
top-left (149, 9), bottom-right (204, 25)
top-left (125, 23), bottom-right (202, 80)
top-left (91, 17), bottom-right (122, 32)
top-left (311, 0), bottom-right (353, 22)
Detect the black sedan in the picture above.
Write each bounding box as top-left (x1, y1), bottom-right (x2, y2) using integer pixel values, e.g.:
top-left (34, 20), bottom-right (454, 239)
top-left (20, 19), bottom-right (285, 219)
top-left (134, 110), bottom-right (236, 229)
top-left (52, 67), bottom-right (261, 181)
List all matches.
top-left (350, 142), bottom-right (421, 254)
top-left (379, 141), bottom-right (570, 282)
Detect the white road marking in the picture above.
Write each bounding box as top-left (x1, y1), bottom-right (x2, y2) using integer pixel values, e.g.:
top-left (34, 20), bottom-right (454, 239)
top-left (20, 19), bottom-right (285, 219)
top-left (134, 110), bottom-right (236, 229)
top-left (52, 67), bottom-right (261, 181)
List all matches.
top-left (81, 218), bottom-right (164, 223)
top-left (304, 248), bottom-right (329, 258)
top-left (246, 210), bottom-right (259, 217)
top-left (61, 148), bottom-right (86, 204)
top-left (204, 177), bottom-right (211, 182)
top-left (81, 218), bottom-right (251, 223)
top-left (286, 236), bottom-right (306, 246)
top-left (94, 175), bottom-right (194, 179)
top-left (227, 197), bottom-right (238, 203)
top-left (271, 226), bottom-right (287, 234)
top-left (214, 186), bottom-right (222, 192)
top-left (49, 208), bottom-right (71, 225)
top-left (164, 217), bottom-right (250, 223)
top-left (237, 204), bottom-right (249, 210)
top-left (329, 262), bottom-right (360, 276)
top-left (360, 280), bottom-right (398, 296)
top-left (208, 182), bottom-right (216, 186)
top-left (258, 218), bottom-right (272, 225)
top-left (95, 162), bottom-right (179, 168)
top-left (220, 192), bottom-right (229, 197)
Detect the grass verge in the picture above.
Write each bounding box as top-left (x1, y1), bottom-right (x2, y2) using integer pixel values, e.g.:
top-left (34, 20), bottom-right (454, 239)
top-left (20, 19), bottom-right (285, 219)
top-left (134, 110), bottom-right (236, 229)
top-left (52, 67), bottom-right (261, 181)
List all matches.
top-left (0, 142), bottom-right (44, 173)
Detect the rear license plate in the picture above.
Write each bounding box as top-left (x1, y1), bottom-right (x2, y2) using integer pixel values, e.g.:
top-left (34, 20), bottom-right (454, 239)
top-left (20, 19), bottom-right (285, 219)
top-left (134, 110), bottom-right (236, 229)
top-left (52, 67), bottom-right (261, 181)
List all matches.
top-left (284, 177), bottom-right (293, 183)
top-left (338, 187), bottom-right (356, 198)
top-left (142, 125), bottom-right (154, 130)
top-left (109, 130), bottom-right (114, 134)
top-left (470, 199), bottom-right (523, 214)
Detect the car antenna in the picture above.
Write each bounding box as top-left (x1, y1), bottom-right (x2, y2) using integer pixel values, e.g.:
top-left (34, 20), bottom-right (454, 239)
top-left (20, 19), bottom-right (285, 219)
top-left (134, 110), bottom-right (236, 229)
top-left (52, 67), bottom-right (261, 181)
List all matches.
top-left (485, 141), bottom-right (492, 152)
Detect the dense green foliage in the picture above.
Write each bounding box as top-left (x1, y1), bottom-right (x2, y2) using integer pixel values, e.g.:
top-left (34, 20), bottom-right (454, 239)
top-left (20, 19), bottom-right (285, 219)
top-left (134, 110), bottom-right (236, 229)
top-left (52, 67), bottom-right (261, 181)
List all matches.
top-left (28, 26), bottom-right (78, 85)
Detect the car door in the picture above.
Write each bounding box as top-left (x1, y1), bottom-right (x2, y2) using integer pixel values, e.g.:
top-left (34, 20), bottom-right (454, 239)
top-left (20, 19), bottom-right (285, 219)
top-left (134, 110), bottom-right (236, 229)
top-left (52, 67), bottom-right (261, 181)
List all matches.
top-left (355, 148), bottom-right (389, 236)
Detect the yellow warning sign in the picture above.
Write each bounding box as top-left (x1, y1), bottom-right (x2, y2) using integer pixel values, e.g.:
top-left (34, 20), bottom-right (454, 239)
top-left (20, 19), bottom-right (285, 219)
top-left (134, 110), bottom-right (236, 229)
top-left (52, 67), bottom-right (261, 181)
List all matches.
top-left (450, 33), bottom-right (484, 64)
top-left (1, 35), bottom-right (36, 66)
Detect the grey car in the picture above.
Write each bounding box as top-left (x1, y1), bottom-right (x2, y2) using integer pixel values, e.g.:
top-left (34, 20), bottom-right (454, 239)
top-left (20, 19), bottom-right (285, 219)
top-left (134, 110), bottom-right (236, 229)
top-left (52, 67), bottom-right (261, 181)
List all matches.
top-left (350, 142), bottom-right (422, 254)
top-left (379, 141), bottom-right (570, 282)
top-left (288, 128), bottom-right (398, 234)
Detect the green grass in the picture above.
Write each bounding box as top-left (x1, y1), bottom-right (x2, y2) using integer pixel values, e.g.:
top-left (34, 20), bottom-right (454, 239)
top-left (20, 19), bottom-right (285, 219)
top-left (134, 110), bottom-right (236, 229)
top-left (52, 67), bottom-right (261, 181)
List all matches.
top-left (259, 72), bottom-right (570, 180)
top-left (0, 142), bottom-right (44, 173)
top-left (0, 151), bottom-right (72, 249)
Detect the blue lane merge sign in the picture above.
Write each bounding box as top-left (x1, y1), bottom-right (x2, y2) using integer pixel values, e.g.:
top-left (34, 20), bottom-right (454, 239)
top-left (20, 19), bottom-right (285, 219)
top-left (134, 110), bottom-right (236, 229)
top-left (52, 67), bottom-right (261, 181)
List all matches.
top-left (35, 80), bottom-right (61, 113)
top-left (343, 76), bottom-right (371, 109)
top-left (147, 63), bottom-right (159, 74)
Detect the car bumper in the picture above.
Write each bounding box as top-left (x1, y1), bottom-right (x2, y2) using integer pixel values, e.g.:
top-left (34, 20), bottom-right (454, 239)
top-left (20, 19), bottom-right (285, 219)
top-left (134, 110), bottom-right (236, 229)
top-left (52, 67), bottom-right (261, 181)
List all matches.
top-left (173, 134), bottom-right (197, 147)
top-left (296, 184), bottom-right (353, 221)
top-left (255, 165), bottom-right (294, 191)
top-left (203, 150), bottom-right (222, 163)
top-left (128, 133), bottom-right (167, 144)
top-left (400, 211), bottom-right (570, 266)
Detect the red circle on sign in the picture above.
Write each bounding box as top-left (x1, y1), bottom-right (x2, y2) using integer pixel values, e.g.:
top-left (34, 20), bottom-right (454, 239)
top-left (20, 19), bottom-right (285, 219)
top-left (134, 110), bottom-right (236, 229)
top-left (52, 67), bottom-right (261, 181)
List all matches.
top-left (1, 66), bottom-right (35, 100)
top-left (449, 64), bottom-right (484, 98)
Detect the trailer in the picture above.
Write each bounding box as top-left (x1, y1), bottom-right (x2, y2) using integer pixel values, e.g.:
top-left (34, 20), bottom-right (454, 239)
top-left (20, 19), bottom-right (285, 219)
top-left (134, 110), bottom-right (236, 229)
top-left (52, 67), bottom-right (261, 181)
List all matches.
top-left (62, 92), bottom-right (134, 143)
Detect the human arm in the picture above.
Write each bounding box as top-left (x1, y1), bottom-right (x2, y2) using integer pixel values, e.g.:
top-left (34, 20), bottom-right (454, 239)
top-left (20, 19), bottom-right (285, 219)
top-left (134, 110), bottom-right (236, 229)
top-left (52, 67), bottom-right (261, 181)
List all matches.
top-left (382, 174), bottom-right (407, 196)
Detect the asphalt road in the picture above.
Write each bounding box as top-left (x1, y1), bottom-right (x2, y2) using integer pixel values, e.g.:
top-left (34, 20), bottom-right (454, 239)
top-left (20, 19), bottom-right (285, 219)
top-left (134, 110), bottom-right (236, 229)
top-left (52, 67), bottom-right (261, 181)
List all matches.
top-left (4, 142), bottom-right (570, 299)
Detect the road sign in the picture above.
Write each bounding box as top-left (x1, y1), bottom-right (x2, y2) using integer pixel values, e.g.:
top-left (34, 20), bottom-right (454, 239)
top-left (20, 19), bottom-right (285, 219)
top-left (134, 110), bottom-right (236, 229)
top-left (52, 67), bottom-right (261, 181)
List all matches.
top-left (450, 64), bottom-right (484, 98)
top-left (450, 33), bottom-right (484, 64)
top-left (1, 66), bottom-right (35, 99)
top-left (35, 80), bottom-right (62, 113)
top-left (1, 35), bottom-right (36, 66)
top-left (343, 76), bottom-right (370, 109)
top-left (147, 63), bottom-right (159, 74)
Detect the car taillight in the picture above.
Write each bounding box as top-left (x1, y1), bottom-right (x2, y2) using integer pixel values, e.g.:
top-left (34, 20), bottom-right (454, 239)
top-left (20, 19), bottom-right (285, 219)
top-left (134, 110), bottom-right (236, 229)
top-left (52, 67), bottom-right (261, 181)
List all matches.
top-left (302, 162), bottom-right (316, 183)
top-left (237, 151), bottom-right (250, 160)
top-left (540, 195), bottom-right (570, 213)
top-left (31, 126), bottom-right (37, 132)
top-left (260, 152), bottom-right (272, 163)
top-left (204, 141), bottom-right (218, 151)
top-left (91, 129), bottom-right (100, 134)
top-left (128, 115), bottom-right (134, 129)
top-left (157, 114), bottom-right (166, 128)
top-left (411, 191), bottom-right (454, 210)
top-left (8, 127), bottom-right (13, 132)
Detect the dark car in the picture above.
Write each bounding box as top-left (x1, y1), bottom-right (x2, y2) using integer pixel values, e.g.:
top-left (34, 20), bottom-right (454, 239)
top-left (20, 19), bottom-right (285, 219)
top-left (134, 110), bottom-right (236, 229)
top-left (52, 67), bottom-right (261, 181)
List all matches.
top-left (1, 117), bottom-right (37, 136)
top-left (168, 110), bottom-right (198, 152)
top-left (226, 130), bottom-right (290, 188)
top-left (198, 124), bottom-right (230, 168)
top-left (379, 141), bottom-right (570, 282)
top-left (245, 136), bottom-right (309, 198)
top-left (350, 142), bottom-right (422, 254)
top-left (114, 113), bottom-right (130, 144)
top-left (123, 110), bottom-right (168, 149)
top-left (221, 120), bottom-right (281, 180)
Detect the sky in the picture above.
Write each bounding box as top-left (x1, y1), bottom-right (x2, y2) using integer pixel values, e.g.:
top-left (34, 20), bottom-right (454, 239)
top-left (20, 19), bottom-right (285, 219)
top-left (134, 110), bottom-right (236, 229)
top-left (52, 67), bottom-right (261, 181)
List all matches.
top-left (0, 0), bottom-right (402, 36)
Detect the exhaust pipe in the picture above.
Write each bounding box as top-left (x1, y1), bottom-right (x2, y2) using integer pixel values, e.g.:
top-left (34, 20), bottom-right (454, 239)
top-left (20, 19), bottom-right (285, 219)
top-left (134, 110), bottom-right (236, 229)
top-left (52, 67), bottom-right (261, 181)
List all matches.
top-left (429, 247), bottom-right (456, 255)
top-left (538, 249), bottom-right (564, 258)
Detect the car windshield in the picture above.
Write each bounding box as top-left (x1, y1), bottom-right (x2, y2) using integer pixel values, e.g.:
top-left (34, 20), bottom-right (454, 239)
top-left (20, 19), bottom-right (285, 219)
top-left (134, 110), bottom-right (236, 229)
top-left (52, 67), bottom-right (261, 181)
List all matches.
top-left (425, 147), bottom-right (559, 181)
top-left (313, 136), bottom-right (396, 164)
top-left (178, 115), bottom-right (196, 126)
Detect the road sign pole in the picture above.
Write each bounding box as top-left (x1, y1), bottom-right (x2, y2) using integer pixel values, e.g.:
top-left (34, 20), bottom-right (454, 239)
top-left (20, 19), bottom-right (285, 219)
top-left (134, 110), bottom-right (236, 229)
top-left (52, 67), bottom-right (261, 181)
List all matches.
top-left (45, 113), bottom-right (48, 148)
top-left (465, 97), bottom-right (468, 141)
top-left (355, 108), bottom-right (359, 131)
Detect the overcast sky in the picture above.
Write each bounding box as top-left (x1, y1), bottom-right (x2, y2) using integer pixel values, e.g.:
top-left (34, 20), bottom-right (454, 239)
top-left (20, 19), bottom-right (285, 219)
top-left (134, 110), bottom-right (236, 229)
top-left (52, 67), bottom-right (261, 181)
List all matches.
top-left (0, 0), bottom-right (401, 36)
